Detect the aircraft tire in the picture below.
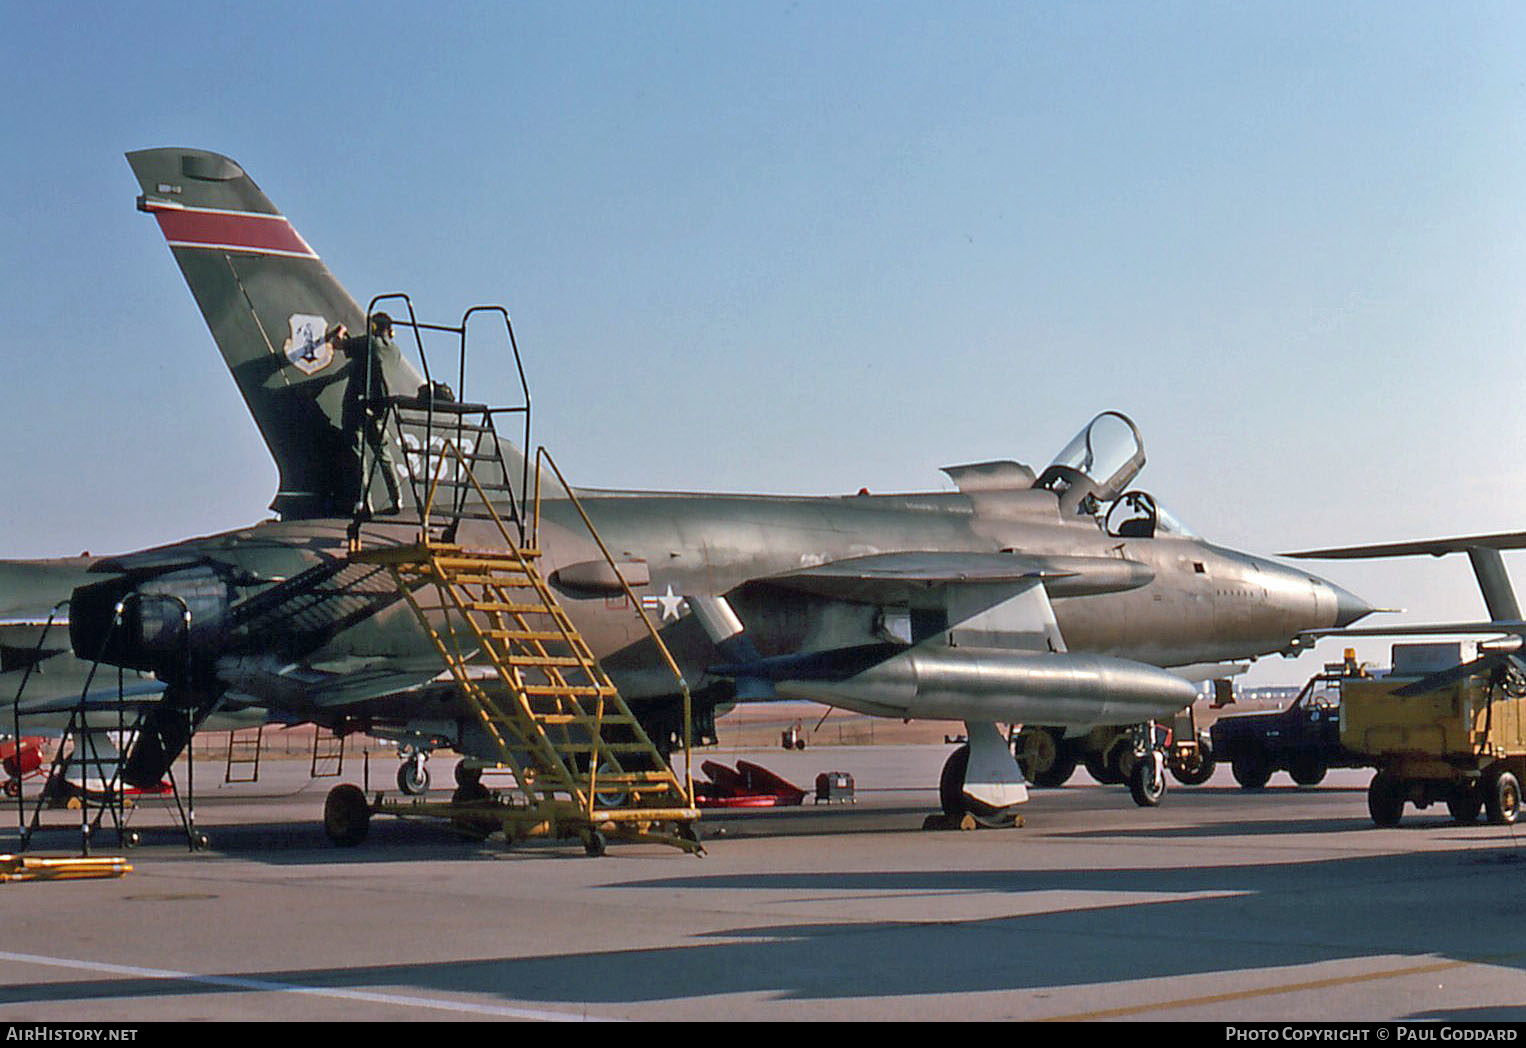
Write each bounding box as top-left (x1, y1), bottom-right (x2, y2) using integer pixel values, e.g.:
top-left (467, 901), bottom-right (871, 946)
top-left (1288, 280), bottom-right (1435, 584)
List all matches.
top-left (939, 746), bottom-right (970, 817)
top-left (1170, 741), bottom-right (1216, 786)
top-left (454, 760), bottom-right (483, 789)
top-left (396, 758), bottom-right (430, 796)
top-left (1014, 727), bottom-right (1058, 779)
top-left (1033, 751), bottom-right (1078, 788)
top-left (1484, 770), bottom-right (1521, 826)
top-left (323, 784), bottom-right (371, 846)
top-left (1288, 754), bottom-right (1327, 787)
top-left (1367, 773), bottom-right (1404, 827)
top-left (1084, 751), bottom-right (1124, 785)
top-left (1129, 750), bottom-right (1167, 807)
top-left (591, 761), bottom-right (628, 810)
top-left (938, 745), bottom-right (1017, 828)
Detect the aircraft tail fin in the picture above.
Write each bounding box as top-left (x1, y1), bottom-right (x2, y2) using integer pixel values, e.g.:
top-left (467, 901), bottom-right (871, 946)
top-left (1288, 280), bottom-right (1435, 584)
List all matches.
top-left (126, 147), bottom-right (424, 520)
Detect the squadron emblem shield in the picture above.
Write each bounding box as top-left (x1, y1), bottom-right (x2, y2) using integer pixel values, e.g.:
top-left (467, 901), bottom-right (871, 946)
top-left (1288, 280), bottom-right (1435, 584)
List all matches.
top-left (284, 313), bottom-right (333, 375)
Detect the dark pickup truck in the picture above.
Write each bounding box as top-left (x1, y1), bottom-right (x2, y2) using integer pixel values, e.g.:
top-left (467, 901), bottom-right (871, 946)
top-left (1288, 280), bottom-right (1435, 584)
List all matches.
top-left (1210, 670), bottom-right (1368, 788)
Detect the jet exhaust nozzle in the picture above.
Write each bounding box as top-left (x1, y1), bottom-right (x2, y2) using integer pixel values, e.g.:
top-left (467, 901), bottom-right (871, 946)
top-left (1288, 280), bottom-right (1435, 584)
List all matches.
top-left (69, 567), bottom-right (231, 673)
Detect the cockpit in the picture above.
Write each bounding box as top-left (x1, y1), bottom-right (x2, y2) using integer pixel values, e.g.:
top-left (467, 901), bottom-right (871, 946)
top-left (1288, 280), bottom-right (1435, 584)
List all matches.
top-left (1034, 411), bottom-right (1196, 539)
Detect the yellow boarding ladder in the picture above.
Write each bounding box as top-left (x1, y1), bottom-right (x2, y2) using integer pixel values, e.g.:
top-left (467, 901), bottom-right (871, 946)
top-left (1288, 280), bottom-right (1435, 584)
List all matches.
top-left (352, 439), bottom-right (700, 855)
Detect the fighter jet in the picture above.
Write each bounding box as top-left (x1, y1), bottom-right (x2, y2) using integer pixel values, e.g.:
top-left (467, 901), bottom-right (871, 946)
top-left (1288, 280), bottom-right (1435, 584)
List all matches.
top-left (8, 147), bottom-right (1374, 832)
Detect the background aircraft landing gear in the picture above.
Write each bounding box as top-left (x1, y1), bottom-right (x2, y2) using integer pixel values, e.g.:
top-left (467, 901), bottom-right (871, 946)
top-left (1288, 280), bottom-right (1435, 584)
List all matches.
top-left (1014, 726), bottom-right (1079, 787)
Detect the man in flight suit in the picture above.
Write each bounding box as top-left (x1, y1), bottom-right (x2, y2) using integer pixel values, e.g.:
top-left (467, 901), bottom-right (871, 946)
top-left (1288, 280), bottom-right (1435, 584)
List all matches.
top-left (331, 312), bottom-right (404, 516)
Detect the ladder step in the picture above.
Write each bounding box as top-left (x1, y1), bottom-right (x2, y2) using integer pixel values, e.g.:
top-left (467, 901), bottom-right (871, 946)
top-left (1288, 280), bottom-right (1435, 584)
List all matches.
top-left (462, 601), bottom-right (558, 615)
top-left (432, 557), bottom-right (540, 571)
top-left (443, 577), bottom-right (537, 591)
top-left (484, 629), bottom-right (572, 642)
top-left (433, 556), bottom-right (534, 569)
top-left (395, 418), bottom-right (497, 434)
top-left (418, 477), bottom-right (515, 490)
top-left (505, 655), bottom-right (587, 668)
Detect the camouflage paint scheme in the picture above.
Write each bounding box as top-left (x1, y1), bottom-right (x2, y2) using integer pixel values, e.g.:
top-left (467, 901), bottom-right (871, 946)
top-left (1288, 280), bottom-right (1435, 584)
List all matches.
top-left (3, 149), bottom-right (1373, 816)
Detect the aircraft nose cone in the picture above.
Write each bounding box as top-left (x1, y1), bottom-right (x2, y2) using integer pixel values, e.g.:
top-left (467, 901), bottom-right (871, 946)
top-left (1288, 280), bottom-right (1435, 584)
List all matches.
top-left (1330, 581), bottom-right (1374, 628)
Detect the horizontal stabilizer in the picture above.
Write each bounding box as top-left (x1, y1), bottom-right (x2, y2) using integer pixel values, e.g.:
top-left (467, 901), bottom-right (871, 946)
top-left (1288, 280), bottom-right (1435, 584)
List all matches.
top-left (16, 681), bottom-right (167, 717)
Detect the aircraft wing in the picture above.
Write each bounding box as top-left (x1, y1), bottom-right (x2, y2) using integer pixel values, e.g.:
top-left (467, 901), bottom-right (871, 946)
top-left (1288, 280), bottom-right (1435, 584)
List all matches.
top-left (1, 619), bottom-right (71, 673)
top-left (756, 550), bottom-right (1154, 603)
top-left (217, 657), bottom-right (452, 713)
top-left (1287, 530), bottom-right (1526, 626)
top-left (1167, 661), bottom-right (1250, 682)
top-left (1283, 531), bottom-right (1526, 559)
top-left (16, 681), bottom-right (167, 717)
top-left (1301, 620), bottom-right (1526, 639)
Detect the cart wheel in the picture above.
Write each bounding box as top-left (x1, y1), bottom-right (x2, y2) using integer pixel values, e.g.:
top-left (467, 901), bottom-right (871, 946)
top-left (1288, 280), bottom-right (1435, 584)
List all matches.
top-left (583, 830), bottom-right (607, 857)
top-left (1367, 773), bottom-right (1404, 827)
top-left (3, 778), bottom-right (18, 798)
top-left (123, 830), bottom-right (141, 848)
top-left (323, 784), bottom-right (371, 846)
top-left (1485, 770), bottom-right (1521, 826)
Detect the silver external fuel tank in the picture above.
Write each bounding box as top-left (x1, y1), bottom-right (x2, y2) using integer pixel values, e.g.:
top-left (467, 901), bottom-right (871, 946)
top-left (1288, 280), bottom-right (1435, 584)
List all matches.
top-left (777, 645), bottom-right (1200, 728)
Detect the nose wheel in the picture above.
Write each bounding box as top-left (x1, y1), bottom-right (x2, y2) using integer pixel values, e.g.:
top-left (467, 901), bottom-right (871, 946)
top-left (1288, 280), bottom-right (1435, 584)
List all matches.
top-left (1129, 748), bottom-right (1166, 807)
top-left (395, 748), bottom-right (430, 795)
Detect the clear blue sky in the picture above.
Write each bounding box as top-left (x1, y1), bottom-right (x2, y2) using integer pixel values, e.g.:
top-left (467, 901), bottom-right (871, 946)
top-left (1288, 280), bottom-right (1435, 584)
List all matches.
top-left (4, 2), bottom-right (1526, 685)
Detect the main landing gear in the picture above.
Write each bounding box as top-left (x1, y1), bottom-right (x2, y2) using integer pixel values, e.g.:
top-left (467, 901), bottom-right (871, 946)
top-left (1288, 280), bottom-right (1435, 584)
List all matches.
top-left (969, 722), bottom-right (1170, 818)
top-left (939, 720), bottom-right (1030, 828)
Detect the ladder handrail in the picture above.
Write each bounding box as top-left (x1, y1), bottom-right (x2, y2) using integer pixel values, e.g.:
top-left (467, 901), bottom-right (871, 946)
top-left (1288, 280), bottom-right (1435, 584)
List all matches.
top-left (412, 438), bottom-right (609, 800)
top-left (532, 446), bottom-right (695, 803)
top-left (362, 296), bottom-right (533, 542)
top-left (9, 601), bottom-right (67, 840)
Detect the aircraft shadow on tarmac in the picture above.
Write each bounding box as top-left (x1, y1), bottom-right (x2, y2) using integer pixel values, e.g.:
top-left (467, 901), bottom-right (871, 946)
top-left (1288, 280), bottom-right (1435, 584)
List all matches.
top-left (1045, 816), bottom-right (1438, 839)
top-left (6, 800), bottom-right (1503, 861)
top-left (2, 850), bottom-right (1523, 1015)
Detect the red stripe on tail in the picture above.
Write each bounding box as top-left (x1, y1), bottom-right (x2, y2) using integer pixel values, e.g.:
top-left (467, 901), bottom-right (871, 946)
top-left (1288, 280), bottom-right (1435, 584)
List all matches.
top-left (143, 201), bottom-right (317, 258)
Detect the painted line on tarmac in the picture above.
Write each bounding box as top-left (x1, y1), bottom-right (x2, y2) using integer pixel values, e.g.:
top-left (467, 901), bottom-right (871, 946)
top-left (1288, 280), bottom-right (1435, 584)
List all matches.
top-left (0, 949), bottom-right (614, 1022)
top-left (1040, 957), bottom-right (1489, 1021)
